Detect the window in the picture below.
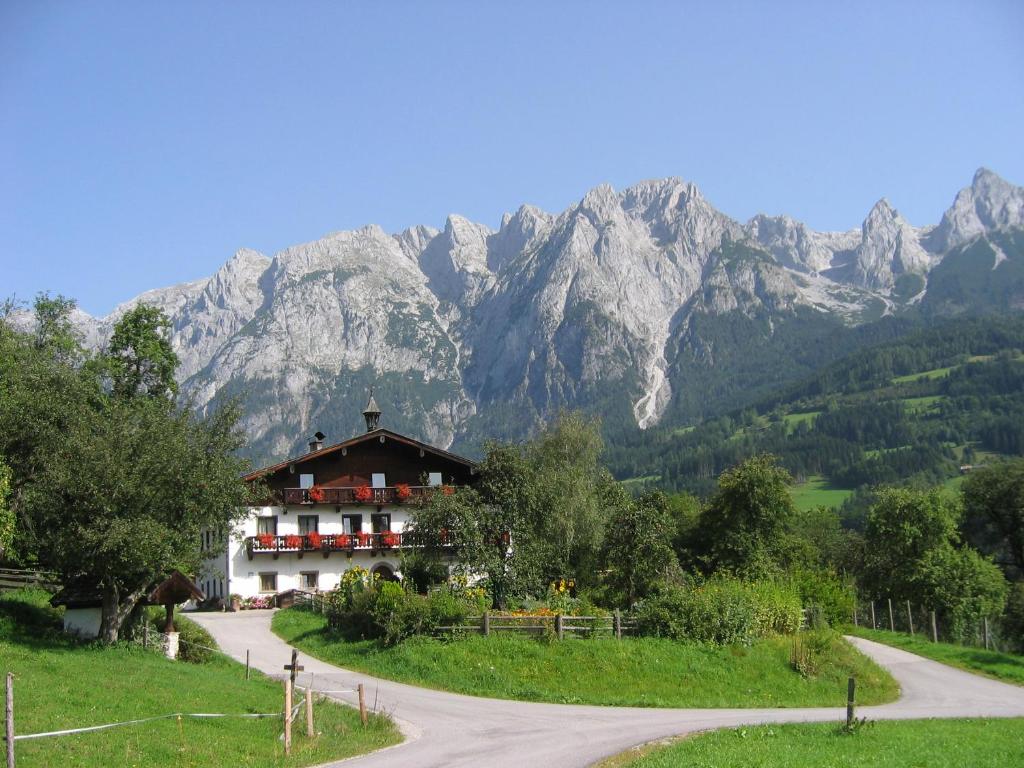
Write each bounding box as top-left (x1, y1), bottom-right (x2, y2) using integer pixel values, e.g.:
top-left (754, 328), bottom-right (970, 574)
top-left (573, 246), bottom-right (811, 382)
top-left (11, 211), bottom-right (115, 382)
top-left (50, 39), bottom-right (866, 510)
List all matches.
top-left (371, 473), bottom-right (386, 489)
top-left (371, 513), bottom-right (391, 534)
top-left (342, 514), bottom-right (362, 535)
top-left (257, 516), bottom-right (278, 535)
top-left (299, 571), bottom-right (318, 591)
top-left (299, 473), bottom-right (314, 489)
top-left (427, 472), bottom-right (443, 487)
top-left (298, 515), bottom-right (319, 535)
top-left (258, 573), bottom-right (278, 593)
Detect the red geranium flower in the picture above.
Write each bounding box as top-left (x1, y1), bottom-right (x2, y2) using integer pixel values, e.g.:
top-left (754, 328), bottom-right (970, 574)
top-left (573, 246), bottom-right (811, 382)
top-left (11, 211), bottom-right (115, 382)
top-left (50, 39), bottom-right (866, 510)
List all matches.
top-left (284, 534), bottom-right (302, 549)
top-left (256, 533), bottom-right (275, 549)
top-left (308, 485), bottom-right (326, 503)
top-left (334, 534), bottom-right (351, 549)
top-left (394, 483), bottom-right (412, 501)
top-left (307, 531), bottom-right (323, 548)
top-left (442, 485), bottom-right (455, 496)
top-left (354, 484), bottom-right (373, 503)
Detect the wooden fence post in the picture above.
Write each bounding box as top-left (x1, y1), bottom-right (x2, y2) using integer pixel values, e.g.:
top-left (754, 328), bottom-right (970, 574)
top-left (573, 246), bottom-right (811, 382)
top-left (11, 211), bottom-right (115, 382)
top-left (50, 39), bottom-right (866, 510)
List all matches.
top-left (357, 683), bottom-right (367, 727)
top-left (907, 601), bottom-right (914, 635)
top-left (482, 611), bottom-right (490, 637)
top-left (846, 677), bottom-right (856, 729)
top-left (305, 686), bottom-right (314, 737)
top-left (931, 610), bottom-right (938, 643)
top-left (555, 614), bottom-right (564, 641)
top-left (5, 672), bottom-right (13, 768)
top-left (887, 598), bottom-right (895, 632)
top-left (283, 678), bottom-right (292, 756)
top-left (614, 609), bottom-right (622, 640)
top-left (870, 601), bottom-right (876, 630)
top-left (984, 617), bottom-right (990, 651)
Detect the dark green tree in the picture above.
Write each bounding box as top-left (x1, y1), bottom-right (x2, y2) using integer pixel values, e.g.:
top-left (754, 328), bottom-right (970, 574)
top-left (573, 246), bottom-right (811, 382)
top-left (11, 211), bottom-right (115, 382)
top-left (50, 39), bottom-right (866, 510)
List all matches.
top-left (862, 487), bottom-right (960, 600)
top-left (697, 454), bottom-right (796, 576)
top-left (105, 304), bottom-right (179, 400)
top-left (601, 489), bottom-right (676, 606)
top-left (962, 459), bottom-right (1024, 580)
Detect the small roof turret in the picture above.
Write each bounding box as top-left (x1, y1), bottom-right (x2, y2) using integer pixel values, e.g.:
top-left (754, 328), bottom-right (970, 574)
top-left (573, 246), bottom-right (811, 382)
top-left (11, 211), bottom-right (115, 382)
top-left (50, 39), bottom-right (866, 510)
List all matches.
top-left (363, 392), bottom-right (381, 432)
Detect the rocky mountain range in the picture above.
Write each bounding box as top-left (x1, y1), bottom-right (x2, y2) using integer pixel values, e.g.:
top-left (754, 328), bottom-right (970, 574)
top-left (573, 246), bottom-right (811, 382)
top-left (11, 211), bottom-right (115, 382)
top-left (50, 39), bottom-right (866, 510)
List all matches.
top-left (47, 168), bottom-right (1024, 464)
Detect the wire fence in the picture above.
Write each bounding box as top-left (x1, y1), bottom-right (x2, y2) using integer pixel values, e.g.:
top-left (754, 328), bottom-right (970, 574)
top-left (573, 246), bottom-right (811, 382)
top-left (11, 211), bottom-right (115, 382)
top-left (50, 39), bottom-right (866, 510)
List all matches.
top-left (853, 597), bottom-right (1010, 652)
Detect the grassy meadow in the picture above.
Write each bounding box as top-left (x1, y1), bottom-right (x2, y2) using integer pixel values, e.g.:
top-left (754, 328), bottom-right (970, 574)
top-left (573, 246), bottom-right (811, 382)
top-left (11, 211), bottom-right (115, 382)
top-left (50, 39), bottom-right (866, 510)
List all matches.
top-left (598, 719), bottom-right (1024, 768)
top-left (273, 607), bottom-right (898, 708)
top-left (0, 589), bottom-right (400, 768)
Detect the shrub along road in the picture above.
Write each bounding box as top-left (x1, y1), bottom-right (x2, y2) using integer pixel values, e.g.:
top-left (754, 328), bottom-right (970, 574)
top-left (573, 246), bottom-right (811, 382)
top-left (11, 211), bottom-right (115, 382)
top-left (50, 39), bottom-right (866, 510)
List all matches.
top-left (189, 611), bottom-right (1024, 768)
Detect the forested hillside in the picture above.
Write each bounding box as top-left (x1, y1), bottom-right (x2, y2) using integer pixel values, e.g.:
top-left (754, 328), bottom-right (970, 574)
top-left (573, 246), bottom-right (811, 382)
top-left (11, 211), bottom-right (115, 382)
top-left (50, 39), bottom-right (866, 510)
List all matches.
top-left (607, 315), bottom-right (1024, 498)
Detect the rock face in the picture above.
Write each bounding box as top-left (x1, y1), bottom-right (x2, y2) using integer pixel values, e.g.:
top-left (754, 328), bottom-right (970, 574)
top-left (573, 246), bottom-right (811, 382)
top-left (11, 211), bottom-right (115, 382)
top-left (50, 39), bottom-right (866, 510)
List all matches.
top-left (61, 169), bottom-right (1024, 461)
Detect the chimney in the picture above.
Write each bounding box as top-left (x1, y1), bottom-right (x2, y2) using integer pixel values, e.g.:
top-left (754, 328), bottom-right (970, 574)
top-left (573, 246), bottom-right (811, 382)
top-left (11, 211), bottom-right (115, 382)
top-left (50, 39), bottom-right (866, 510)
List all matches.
top-left (363, 393), bottom-right (381, 432)
top-left (308, 431), bottom-right (325, 452)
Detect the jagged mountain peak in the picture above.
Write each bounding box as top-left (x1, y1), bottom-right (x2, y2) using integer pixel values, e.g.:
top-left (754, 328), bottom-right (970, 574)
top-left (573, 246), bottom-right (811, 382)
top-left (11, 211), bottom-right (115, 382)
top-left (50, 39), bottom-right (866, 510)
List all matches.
top-left (928, 168), bottom-right (1024, 253)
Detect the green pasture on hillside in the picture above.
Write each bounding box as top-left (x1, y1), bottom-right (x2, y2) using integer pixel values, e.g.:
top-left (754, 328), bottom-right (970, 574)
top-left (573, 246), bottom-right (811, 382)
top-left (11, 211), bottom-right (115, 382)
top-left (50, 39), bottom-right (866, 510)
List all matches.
top-left (791, 476), bottom-right (854, 511)
top-left (273, 608), bottom-right (898, 709)
top-left (0, 590), bottom-right (399, 768)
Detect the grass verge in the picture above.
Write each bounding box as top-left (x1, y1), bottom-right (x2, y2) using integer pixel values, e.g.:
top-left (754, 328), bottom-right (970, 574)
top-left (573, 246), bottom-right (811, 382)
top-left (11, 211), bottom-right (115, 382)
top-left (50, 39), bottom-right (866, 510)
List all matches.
top-left (0, 589), bottom-right (400, 768)
top-left (595, 719), bottom-right (1024, 768)
top-left (273, 607), bottom-right (898, 708)
top-left (849, 626), bottom-right (1024, 687)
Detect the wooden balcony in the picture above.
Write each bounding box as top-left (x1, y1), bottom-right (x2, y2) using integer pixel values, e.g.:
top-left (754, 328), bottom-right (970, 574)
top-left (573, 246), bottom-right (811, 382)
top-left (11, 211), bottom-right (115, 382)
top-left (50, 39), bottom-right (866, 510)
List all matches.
top-left (245, 531), bottom-right (455, 559)
top-left (282, 485), bottom-right (452, 506)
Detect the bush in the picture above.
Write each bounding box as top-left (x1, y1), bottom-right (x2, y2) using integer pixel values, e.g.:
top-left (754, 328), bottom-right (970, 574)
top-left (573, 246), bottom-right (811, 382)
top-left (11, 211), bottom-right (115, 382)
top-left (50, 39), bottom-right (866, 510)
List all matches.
top-left (791, 569), bottom-right (855, 627)
top-left (633, 577), bottom-right (802, 645)
top-left (147, 611), bottom-right (217, 663)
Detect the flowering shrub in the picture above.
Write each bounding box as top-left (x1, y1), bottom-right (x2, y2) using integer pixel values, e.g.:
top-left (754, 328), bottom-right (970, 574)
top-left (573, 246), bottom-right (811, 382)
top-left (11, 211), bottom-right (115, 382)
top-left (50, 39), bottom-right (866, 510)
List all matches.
top-left (256, 533), bottom-right (275, 549)
top-left (306, 531), bottom-right (323, 548)
top-left (308, 485), bottom-right (326, 503)
top-left (354, 484), bottom-right (373, 503)
top-left (394, 483), bottom-right (412, 501)
top-left (242, 595), bottom-right (275, 609)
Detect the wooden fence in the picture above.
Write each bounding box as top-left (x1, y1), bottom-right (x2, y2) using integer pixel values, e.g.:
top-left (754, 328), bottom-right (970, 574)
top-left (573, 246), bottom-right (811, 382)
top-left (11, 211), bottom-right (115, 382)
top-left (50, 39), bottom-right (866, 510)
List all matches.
top-left (437, 611), bottom-right (637, 640)
top-left (0, 568), bottom-right (59, 593)
top-left (853, 597), bottom-right (1008, 652)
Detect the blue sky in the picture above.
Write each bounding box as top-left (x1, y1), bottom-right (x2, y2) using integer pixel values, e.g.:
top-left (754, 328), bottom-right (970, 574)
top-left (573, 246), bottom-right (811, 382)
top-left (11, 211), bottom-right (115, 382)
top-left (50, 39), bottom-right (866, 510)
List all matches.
top-left (2, 1), bottom-right (1022, 316)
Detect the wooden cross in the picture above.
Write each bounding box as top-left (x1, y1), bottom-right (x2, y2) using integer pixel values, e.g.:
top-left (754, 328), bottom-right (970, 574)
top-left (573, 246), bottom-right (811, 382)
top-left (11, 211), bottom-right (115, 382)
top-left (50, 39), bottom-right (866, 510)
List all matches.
top-left (284, 649), bottom-right (304, 684)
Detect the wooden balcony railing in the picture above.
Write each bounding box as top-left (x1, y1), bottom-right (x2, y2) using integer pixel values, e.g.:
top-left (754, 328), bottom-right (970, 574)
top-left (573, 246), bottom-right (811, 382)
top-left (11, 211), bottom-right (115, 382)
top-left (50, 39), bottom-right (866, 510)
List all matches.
top-left (245, 531), bottom-right (455, 559)
top-left (282, 485), bottom-right (453, 506)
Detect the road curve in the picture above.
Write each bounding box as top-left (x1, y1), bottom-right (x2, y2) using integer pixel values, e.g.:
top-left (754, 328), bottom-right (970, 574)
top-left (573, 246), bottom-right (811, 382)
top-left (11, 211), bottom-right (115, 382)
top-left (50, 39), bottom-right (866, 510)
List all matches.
top-left (189, 611), bottom-right (1024, 768)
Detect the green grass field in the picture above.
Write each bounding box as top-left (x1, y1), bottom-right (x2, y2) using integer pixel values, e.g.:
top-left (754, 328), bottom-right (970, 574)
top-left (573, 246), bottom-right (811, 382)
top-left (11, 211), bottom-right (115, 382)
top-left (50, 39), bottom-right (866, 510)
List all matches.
top-left (599, 719), bottom-right (1024, 768)
top-left (0, 589), bottom-right (400, 768)
top-left (848, 627), bottom-right (1024, 687)
top-left (273, 608), bottom-right (898, 708)
top-left (901, 395), bottom-right (946, 413)
top-left (782, 411), bottom-right (820, 434)
top-left (791, 475), bottom-right (854, 512)
top-left (892, 365), bottom-right (956, 384)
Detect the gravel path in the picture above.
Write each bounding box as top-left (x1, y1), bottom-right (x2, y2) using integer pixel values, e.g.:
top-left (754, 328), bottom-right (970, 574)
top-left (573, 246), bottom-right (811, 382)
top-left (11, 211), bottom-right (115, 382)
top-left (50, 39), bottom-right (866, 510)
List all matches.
top-left (189, 611), bottom-right (1024, 767)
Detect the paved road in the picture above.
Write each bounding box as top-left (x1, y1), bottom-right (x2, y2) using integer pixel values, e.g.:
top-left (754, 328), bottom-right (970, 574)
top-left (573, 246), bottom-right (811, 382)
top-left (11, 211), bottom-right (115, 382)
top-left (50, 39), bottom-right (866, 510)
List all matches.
top-left (189, 611), bottom-right (1024, 767)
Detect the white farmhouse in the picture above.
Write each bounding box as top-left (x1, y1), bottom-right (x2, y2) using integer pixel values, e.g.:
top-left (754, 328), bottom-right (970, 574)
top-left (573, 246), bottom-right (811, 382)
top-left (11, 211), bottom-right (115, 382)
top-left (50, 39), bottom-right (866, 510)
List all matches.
top-left (200, 398), bottom-right (475, 601)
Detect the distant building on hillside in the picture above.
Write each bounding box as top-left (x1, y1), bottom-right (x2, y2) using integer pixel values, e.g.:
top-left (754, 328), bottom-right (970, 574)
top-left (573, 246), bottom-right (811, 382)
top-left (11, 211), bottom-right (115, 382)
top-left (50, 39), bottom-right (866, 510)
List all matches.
top-left (199, 396), bottom-right (476, 601)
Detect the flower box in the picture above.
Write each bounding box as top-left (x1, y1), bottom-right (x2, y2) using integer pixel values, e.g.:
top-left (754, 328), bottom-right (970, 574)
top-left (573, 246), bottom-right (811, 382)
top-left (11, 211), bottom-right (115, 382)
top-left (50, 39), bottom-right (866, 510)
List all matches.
top-left (394, 483), bottom-right (412, 502)
top-left (306, 531), bottom-right (323, 549)
top-left (256, 533), bottom-right (275, 549)
top-left (283, 534), bottom-right (303, 549)
top-left (380, 531), bottom-right (399, 548)
top-left (354, 485), bottom-right (373, 503)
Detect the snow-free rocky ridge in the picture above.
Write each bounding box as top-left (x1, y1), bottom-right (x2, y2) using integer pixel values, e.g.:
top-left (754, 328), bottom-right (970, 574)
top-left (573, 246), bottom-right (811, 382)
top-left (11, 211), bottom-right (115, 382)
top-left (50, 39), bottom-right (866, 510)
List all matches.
top-left (46, 169), bottom-right (1024, 462)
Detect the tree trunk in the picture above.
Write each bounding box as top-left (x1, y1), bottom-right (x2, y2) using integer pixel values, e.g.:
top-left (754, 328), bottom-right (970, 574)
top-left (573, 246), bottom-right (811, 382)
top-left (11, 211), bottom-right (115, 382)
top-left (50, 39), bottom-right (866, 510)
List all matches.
top-left (98, 582), bottom-right (149, 644)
